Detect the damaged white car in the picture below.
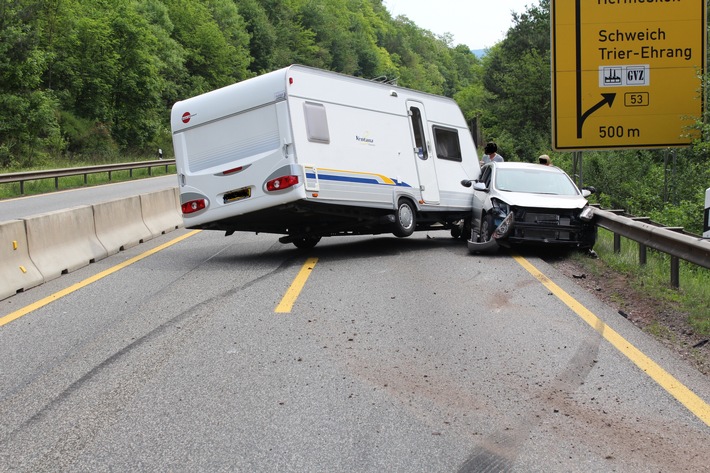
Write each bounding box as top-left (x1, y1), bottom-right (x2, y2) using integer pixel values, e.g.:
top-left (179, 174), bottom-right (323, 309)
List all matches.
top-left (462, 162), bottom-right (597, 254)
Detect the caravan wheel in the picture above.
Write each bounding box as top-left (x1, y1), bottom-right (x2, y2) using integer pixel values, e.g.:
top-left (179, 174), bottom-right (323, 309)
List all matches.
top-left (292, 235), bottom-right (321, 249)
top-left (393, 199), bottom-right (416, 237)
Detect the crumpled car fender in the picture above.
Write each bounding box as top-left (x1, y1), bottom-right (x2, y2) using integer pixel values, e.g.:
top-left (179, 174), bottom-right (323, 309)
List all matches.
top-left (467, 237), bottom-right (500, 254)
top-left (466, 212), bottom-right (514, 255)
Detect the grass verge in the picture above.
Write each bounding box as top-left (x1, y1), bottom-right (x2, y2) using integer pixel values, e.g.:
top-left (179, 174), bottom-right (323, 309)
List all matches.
top-left (577, 229), bottom-right (709, 336)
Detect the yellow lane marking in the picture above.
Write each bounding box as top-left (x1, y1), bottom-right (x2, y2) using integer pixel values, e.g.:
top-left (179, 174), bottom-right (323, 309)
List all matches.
top-left (275, 258), bottom-right (318, 313)
top-left (513, 254), bottom-right (710, 427)
top-left (0, 230), bottom-right (201, 328)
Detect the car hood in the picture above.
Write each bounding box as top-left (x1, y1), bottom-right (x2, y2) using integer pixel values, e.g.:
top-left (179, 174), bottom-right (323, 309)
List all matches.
top-left (494, 192), bottom-right (588, 210)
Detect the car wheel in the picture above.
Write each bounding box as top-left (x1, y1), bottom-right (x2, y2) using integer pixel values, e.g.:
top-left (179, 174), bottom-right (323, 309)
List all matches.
top-left (292, 235), bottom-right (321, 249)
top-left (393, 199), bottom-right (416, 237)
top-left (480, 213), bottom-right (494, 242)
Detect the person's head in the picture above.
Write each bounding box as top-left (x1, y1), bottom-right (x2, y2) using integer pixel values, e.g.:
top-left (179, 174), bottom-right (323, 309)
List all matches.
top-left (484, 142), bottom-right (497, 155)
top-left (538, 154), bottom-right (551, 165)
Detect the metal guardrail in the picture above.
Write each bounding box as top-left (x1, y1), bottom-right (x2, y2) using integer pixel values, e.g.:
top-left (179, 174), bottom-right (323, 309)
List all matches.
top-left (0, 160), bottom-right (176, 195)
top-left (592, 206), bottom-right (710, 288)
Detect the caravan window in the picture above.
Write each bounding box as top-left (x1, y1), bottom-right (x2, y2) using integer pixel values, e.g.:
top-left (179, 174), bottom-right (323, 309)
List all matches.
top-left (304, 102), bottom-right (330, 144)
top-left (433, 126), bottom-right (462, 162)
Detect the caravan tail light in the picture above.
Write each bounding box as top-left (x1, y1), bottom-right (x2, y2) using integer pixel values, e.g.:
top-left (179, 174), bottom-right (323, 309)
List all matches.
top-left (266, 175), bottom-right (299, 192)
top-left (182, 199), bottom-right (207, 214)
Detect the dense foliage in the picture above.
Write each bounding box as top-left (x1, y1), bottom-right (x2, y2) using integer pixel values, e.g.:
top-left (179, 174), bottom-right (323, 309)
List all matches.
top-left (0, 0), bottom-right (708, 233)
top-left (0, 0), bottom-right (483, 167)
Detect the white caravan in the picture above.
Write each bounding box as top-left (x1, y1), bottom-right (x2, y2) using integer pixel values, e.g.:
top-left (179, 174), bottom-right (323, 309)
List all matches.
top-left (170, 65), bottom-right (480, 248)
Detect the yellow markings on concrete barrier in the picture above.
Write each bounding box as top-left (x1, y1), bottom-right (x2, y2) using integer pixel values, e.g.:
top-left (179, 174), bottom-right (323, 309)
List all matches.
top-left (275, 258), bottom-right (318, 313)
top-left (0, 230), bottom-right (200, 328)
top-left (513, 254), bottom-right (710, 428)
top-left (13, 241), bottom-right (18, 250)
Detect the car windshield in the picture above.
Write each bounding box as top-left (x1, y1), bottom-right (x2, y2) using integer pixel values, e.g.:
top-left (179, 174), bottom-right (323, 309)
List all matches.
top-left (494, 168), bottom-right (580, 196)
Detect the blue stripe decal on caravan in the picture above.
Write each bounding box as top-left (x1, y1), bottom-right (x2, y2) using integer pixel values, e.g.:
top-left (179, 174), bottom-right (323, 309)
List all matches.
top-left (305, 170), bottom-right (412, 188)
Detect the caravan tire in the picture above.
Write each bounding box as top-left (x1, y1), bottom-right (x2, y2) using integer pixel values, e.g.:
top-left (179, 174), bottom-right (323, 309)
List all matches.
top-left (393, 199), bottom-right (416, 238)
top-left (452, 218), bottom-right (471, 241)
top-left (292, 235), bottom-right (321, 249)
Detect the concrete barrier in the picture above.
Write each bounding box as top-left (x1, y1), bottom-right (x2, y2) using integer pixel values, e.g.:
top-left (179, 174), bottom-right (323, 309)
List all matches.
top-left (140, 188), bottom-right (183, 237)
top-left (94, 196), bottom-right (153, 255)
top-left (0, 220), bottom-right (44, 300)
top-left (24, 206), bottom-right (108, 282)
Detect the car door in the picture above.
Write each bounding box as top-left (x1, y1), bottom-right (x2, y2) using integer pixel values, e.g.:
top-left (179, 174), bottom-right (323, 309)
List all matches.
top-left (471, 164), bottom-right (493, 234)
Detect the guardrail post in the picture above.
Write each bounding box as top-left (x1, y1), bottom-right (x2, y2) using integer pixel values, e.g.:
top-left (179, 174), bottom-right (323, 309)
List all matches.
top-left (670, 256), bottom-right (680, 288)
top-left (614, 233), bottom-right (621, 253)
top-left (639, 243), bottom-right (647, 265)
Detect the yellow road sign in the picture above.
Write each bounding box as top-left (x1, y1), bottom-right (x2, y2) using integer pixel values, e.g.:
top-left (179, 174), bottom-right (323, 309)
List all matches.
top-left (552, 0), bottom-right (706, 150)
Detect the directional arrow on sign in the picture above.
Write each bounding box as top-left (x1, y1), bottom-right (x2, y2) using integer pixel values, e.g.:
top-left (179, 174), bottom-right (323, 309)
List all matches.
top-left (577, 93), bottom-right (616, 139)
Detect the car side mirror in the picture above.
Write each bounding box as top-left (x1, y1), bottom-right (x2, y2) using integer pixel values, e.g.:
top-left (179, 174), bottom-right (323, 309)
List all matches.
top-left (582, 186), bottom-right (597, 195)
top-left (473, 181), bottom-right (488, 192)
top-left (460, 179), bottom-right (472, 188)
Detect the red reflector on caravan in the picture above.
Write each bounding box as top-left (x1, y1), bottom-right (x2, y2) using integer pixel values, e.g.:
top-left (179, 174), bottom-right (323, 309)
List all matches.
top-left (222, 166), bottom-right (243, 175)
top-left (266, 175), bottom-right (299, 192)
top-left (181, 199), bottom-right (206, 214)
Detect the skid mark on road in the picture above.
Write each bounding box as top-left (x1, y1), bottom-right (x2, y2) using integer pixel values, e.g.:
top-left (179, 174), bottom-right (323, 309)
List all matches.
top-left (0, 230), bottom-right (201, 328)
top-left (513, 254), bottom-right (710, 427)
top-left (457, 327), bottom-right (603, 472)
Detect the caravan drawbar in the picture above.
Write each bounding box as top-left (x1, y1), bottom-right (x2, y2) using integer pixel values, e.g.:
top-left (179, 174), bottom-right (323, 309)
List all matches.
top-left (170, 65), bottom-right (480, 248)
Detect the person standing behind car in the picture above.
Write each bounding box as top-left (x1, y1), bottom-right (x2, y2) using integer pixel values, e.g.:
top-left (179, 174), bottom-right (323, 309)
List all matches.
top-left (538, 154), bottom-right (552, 166)
top-left (482, 142), bottom-right (504, 164)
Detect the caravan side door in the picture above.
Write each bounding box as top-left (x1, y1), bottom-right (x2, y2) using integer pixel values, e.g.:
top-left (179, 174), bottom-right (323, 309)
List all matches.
top-left (407, 101), bottom-right (440, 204)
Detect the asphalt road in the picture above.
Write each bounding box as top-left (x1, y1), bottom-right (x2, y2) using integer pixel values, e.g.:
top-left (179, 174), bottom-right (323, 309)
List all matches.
top-left (0, 183), bottom-right (708, 472)
top-left (0, 175), bottom-right (177, 221)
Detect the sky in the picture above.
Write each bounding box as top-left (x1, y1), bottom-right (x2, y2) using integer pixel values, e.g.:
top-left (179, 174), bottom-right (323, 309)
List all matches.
top-left (383, 0), bottom-right (536, 51)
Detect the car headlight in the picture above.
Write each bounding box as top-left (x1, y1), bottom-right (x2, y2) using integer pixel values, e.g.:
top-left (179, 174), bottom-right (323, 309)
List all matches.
top-left (493, 212), bottom-right (514, 239)
top-left (490, 198), bottom-right (510, 216)
top-left (579, 206), bottom-right (594, 222)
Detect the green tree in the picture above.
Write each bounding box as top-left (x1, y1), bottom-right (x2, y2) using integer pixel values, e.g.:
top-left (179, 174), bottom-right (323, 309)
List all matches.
top-left (480, 0), bottom-right (551, 160)
top-left (164, 0), bottom-right (251, 96)
top-left (236, 0), bottom-right (277, 74)
top-left (109, 1), bottom-right (164, 149)
top-left (0, 0), bottom-right (61, 166)
top-left (257, 0), bottom-right (321, 68)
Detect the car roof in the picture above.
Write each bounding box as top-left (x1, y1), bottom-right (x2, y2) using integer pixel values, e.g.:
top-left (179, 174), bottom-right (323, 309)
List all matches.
top-left (488, 162), bottom-right (563, 173)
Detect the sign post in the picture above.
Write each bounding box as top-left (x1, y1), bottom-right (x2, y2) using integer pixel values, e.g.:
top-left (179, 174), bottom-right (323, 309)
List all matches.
top-left (552, 0), bottom-right (706, 151)
top-left (704, 188), bottom-right (710, 238)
